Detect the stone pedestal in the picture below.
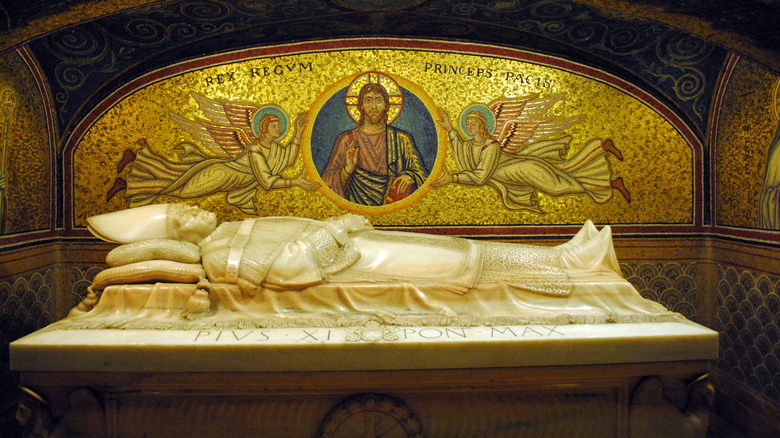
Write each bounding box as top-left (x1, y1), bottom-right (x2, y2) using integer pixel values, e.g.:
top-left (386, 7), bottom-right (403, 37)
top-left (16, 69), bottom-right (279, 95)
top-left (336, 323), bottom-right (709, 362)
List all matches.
top-left (11, 321), bottom-right (718, 438)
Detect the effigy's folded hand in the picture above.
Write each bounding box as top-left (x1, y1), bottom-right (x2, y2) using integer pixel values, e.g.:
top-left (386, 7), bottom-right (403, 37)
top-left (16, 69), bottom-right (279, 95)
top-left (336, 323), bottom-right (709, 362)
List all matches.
top-left (328, 213), bottom-right (373, 233)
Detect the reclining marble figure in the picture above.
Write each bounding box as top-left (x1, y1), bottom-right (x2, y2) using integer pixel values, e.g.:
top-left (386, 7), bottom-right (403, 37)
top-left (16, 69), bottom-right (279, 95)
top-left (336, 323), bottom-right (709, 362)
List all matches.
top-left (69, 203), bottom-right (678, 328)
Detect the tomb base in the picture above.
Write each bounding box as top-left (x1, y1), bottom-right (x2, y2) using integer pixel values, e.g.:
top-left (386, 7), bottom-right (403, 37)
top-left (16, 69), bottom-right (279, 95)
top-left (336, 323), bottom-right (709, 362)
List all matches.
top-left (11, 321), bottom-right (718, 438)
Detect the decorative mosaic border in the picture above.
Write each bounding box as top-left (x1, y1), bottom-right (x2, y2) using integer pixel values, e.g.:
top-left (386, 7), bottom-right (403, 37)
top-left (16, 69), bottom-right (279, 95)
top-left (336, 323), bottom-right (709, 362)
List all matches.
top-left (26, 0), bottom-right (727, 140)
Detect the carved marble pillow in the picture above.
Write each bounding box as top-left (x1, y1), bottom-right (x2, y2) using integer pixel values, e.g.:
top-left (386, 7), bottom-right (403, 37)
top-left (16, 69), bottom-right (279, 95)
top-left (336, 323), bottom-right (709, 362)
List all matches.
top-left (92, 260), bottom-right (206, 290)
top-left (106, 239), bottom-right (201, 267)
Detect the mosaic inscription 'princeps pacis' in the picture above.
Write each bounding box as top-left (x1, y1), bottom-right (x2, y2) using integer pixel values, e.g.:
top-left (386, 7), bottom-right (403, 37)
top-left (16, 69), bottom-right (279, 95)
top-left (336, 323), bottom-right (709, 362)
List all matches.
top-left (75, 48), bottom-right (693, 227)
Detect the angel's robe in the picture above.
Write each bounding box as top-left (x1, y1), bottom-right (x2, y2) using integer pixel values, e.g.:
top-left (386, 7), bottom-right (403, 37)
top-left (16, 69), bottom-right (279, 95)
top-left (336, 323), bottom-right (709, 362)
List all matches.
top-left (126, 140), bottom-right (298, 214)
top-left (322, 126), bottom-right (428, 205)
top-left (448, 131), bottom-right (613, 211)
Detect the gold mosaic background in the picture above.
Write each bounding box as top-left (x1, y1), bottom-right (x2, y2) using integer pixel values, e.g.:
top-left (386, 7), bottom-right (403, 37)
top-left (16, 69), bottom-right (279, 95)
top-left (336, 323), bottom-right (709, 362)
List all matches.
top-left (716, 58), bottom-right (779, 228)
top-left (74, 49), bottom-right (693, 227)
top-left (0, 50), bottom-right (51, 234)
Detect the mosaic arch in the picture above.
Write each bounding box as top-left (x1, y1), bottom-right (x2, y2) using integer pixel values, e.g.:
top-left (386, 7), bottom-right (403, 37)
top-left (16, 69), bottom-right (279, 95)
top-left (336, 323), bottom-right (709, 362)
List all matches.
top-left (71, 40), bottom-right (697, 231)
top-left (716, 59), bottom-right (780, 232)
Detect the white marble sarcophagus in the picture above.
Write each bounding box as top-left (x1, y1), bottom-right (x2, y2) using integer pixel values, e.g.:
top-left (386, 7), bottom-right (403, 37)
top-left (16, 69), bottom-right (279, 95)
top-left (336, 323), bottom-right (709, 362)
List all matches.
top-left (11, 205), bottom-right (718, 438)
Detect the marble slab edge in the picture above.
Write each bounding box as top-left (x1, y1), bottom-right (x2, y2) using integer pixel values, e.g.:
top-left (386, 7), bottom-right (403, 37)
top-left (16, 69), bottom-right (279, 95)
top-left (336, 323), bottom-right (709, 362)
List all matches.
top-left (10, 321), bottom-right (718, 373)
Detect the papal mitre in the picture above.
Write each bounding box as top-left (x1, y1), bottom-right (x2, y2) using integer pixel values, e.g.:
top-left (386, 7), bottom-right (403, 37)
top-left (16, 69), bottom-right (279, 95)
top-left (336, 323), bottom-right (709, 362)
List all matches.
top-left (87, 204), bottom-right (172, 244)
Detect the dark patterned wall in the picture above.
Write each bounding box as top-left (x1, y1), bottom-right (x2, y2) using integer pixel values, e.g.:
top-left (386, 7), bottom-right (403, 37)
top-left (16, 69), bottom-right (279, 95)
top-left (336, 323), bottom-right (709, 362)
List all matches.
top-left (0, 265), bottom-right (98, 412)
top-left (624, 262), bottom-right (699, 320)
top-left (714, 265), bottom-right (780, 405)
top-left (0, 271), bottom-right (54, 407)
top-left (627, 0), bottom-right (780, 55)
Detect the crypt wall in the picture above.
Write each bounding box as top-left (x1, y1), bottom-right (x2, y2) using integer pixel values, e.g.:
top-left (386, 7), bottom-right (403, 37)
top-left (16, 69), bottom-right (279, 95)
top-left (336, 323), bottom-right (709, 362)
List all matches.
top-left (0, 1), bottom-right (778, 436)
top-left (710, 57), bottom-right (780, 424)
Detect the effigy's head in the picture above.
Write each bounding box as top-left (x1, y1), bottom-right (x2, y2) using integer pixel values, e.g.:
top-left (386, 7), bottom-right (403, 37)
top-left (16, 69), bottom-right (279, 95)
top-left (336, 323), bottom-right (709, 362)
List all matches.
top-left (337, 213), bottom-right (373, 232)
top-left (87, 203), bottom-right (217, 244)
top-left (166, 203), bottom-right (218, 244)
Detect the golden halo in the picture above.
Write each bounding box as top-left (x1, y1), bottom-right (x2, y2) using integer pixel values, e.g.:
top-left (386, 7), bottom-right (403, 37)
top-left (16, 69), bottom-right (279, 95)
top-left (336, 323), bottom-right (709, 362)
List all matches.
top-left (345, 71), bottom-right (403, 125)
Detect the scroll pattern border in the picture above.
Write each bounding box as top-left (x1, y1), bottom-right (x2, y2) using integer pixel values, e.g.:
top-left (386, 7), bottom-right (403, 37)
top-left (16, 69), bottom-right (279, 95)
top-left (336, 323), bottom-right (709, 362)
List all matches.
top-left (27, 0), bottom-right (726, 138)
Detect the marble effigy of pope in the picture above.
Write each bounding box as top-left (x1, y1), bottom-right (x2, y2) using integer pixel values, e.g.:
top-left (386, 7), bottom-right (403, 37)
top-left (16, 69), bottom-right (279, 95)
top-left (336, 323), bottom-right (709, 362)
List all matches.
top-left (76, 203), bottom-right (678, 328)
top-left (88, 203), bottom-right (620, 297)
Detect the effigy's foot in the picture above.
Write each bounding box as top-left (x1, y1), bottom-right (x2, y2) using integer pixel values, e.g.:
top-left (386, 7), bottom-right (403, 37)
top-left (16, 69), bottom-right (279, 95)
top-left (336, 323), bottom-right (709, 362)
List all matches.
top-left (602, 139), bottom-right (623, 161)
top-left (597, 226), bottom-right (621, 275)
top-left (611, 177), bottom-right (631, 203)
top-left (559, 225), bottom-right (620, 275)
top-left (559, 220), bottom-right (598, 248)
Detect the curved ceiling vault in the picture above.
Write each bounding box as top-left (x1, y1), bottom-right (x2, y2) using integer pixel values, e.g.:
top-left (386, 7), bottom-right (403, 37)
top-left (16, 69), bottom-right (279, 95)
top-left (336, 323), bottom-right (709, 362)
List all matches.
top-left (0, 0), bottom-right (778, 153)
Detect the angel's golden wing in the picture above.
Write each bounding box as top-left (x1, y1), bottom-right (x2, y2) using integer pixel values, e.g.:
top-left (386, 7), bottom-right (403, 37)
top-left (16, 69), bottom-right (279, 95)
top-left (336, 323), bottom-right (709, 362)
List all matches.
top-left (489, 94), bottom-right (584, 154)
top-left (170, 93), bottom-right (260, 157)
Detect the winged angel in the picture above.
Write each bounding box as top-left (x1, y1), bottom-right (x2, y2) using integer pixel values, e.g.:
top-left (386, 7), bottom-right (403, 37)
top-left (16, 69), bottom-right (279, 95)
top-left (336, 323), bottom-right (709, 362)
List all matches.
top-left (116, 93), bottom-right (319, 214)
top-left (433, 94), bottom-right (630, 212)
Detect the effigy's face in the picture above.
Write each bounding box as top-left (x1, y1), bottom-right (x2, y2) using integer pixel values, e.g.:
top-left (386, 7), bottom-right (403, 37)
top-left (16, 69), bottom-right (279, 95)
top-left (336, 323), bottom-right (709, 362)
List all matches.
top-left (173, 206), bottom-right (218, 242)
top-left (341, 214), bottom-right (373, 232)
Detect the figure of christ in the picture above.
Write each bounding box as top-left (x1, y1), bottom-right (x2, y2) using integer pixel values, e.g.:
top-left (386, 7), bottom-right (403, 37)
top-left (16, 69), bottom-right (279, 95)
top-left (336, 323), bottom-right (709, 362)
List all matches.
top-left (322, 83), bottom-right (428, 206)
